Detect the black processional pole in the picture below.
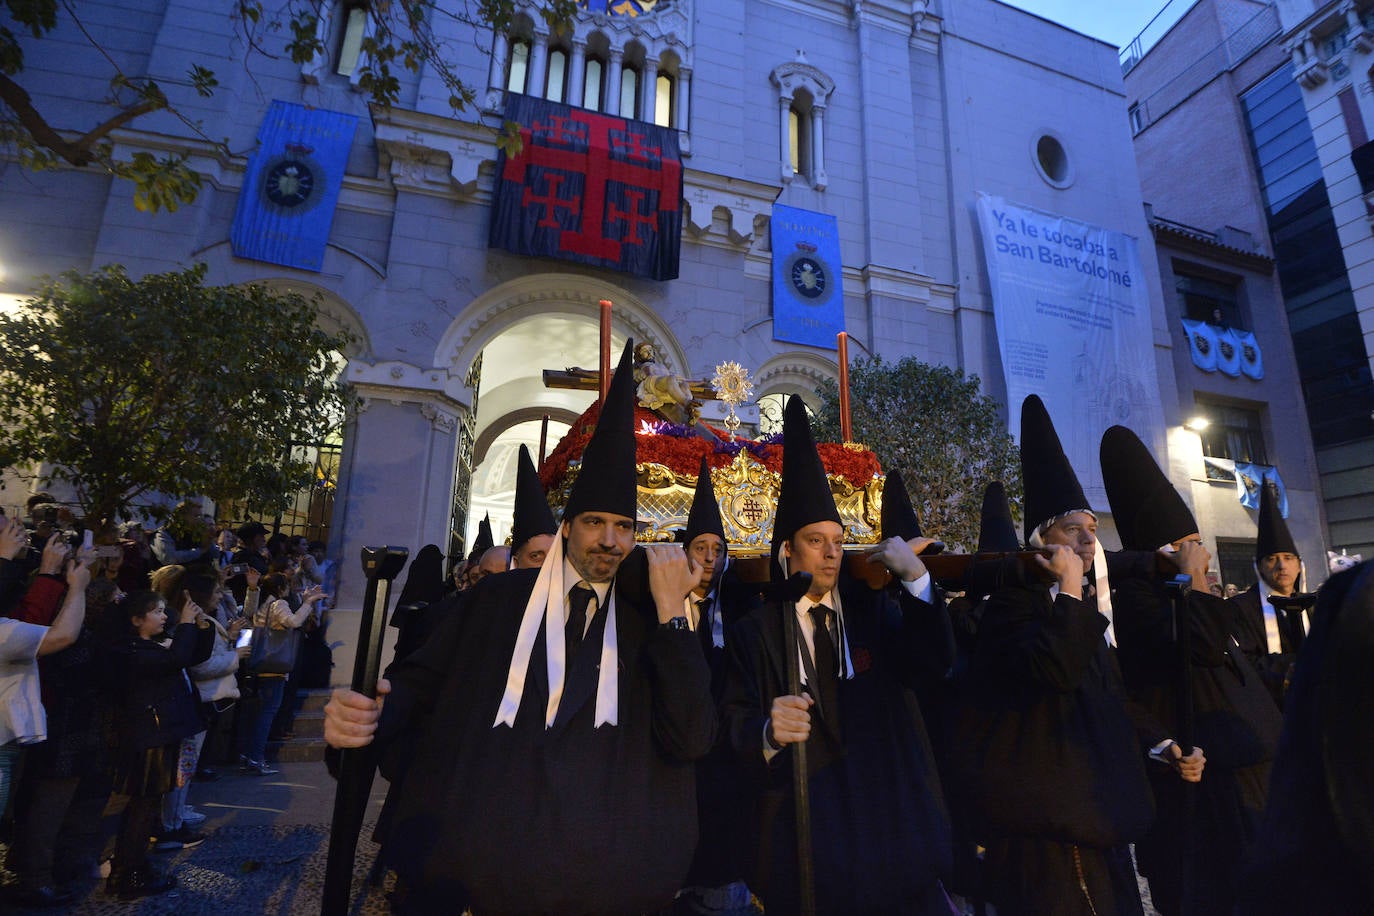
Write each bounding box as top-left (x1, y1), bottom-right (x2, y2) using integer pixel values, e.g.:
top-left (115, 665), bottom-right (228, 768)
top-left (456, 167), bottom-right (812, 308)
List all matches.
top-left (778, 571), bottom-right (816, 916)
top-left (1163, 573), bottom-right (1195, 909)
top-left (322, 546), bottom-right (409, 916)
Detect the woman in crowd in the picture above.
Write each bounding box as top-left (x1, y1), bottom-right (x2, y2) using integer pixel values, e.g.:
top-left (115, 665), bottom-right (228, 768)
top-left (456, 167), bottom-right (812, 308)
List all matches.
top-left (240, 572), bottom-right (325, 775)
top-left (103, 589), bottom-right (209, 900)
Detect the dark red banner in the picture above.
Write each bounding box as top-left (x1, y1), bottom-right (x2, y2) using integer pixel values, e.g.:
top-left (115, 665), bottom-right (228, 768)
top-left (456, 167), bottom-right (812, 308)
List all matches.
top-left (489, 95), bottom-right (682, 280)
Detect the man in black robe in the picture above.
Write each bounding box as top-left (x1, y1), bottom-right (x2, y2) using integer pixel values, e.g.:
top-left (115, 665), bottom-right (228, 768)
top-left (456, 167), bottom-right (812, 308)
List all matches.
top-left (510, 443), bottom-right (557, 570)
top-left (324, 341), bottom-right (716, 914)
top-left (1236, 558), bottom-right (1374, 913)
top-left (723, 396), bottom-right (954, 914)
top-left (1100, 425), bottom-right (1281, 915)
top-left (1227, 483), bottom-right (1308, 707)
top-left (677, 457), bottom-right (759, 910)
top-left (950, 396), bottom-right (1201, 916)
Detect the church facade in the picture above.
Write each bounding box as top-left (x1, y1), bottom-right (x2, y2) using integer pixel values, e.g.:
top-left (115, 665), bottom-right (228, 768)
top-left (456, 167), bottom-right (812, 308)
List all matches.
top-left (0, 0), bottom-right (1327, 634)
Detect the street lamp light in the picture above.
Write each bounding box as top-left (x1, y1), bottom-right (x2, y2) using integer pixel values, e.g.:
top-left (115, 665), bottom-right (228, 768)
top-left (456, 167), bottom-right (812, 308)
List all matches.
top-left (1184, 415), bottom-right (1210, 432)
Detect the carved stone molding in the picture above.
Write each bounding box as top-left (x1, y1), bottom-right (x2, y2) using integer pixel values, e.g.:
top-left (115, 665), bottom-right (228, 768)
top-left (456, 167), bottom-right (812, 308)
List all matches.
top-left (683, 170), bottom-right (783, 248)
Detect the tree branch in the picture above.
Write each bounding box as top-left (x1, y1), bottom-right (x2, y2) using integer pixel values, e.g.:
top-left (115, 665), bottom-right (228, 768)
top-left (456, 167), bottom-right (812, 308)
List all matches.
top-left (0, 73), bottom-right (163, 167)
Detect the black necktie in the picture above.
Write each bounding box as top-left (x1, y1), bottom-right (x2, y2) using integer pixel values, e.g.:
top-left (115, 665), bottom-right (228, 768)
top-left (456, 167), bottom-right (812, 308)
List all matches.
top-left (566, 584), bottom-right (595, 660)
top-left (809, 605), bottom-right (840, 727)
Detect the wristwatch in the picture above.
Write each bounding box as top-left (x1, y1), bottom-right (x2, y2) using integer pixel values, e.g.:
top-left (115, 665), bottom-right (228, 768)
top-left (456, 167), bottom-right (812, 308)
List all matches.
top-left (661, 616), bottom-right (690, 631)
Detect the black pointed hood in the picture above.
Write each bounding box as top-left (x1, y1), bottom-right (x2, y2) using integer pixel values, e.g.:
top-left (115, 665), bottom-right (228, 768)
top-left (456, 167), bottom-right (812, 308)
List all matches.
top-left (1020, 394), bottom-right (1091, 543)
top-left (1100, 425), bottom-right (1197, 551)
top-left (512, 444), bottom-right (558, 553)
top-left (564, 339), bottom-right (638, 522)
top-left (771, 395), bottom-right (841, 568)
top-left (396, 544), bottom-right (447, 607)
top-left (881, 468), bottom-right (924, 542)
top-left (683, 456), bottom-right (725, 547)
top-left (978, 481), bottom-right (1021, 553)
top-left (467, 513), bottom-right (494, 562)
top-left (1256, 480), bottom-right (1298, 560)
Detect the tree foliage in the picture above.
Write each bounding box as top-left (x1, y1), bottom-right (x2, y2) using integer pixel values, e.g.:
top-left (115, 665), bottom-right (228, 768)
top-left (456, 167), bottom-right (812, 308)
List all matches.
top-left (0, 263), bottom-right (354, 526)
top-left (811, 355), bottom-right (1022, 551)
top-left (2, 0), bottom-right (576, 210)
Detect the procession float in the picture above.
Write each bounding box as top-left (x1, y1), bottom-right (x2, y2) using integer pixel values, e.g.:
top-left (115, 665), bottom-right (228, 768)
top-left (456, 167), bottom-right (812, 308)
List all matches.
top-left (538, 303), bottom-right (884, 556)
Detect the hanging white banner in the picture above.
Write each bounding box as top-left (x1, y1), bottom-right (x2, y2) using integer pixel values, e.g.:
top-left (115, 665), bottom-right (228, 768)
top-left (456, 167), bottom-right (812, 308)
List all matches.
top-left (976, 194), bottom-right (1166, 499)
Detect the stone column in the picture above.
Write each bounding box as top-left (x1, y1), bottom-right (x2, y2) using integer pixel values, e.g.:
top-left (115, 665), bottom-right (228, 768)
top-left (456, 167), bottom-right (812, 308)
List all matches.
top-left (489, 31), bottom-right (510, 96)
top-left (607, 49), bottom-right (624, 115)
top-left (569, 41), bottom-right (587, 108)
top-left (641, 57), bottom-right (660, 122)
top-left (675, 67), bottom-right (691, 132)
top-left (811, 103), bottom-right (828, 190)
top-left (528, 30), bottom-right (549, 99)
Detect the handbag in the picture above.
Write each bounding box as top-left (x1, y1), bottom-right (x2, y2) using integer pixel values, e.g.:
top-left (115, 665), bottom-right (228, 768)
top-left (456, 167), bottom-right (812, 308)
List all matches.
top-left (248, 601), bottom-right (302, 675)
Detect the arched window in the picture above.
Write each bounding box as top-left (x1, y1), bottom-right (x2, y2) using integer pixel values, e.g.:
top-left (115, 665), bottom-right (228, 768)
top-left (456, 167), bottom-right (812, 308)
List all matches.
top-left (335, 0), bottom-right (368, 78)
top-left (584, 57), bottom-right (604, 110)
top-left (507, 39), bottom-right (531, 93)
top-left (546, 47), bottom-right (568, 102)
top-left (771, 55), bottom-right (835, 189)
top-left (620, 66), bottom-right (639, 118)
top-left (654, 72), bottom-right (674, 127)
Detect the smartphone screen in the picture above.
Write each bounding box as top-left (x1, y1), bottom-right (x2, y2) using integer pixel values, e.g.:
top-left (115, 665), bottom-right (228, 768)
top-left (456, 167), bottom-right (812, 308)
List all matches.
top-left (236, 628), bottom-right (254, 649)
top-left (82, 529), bottom-right (94, 551)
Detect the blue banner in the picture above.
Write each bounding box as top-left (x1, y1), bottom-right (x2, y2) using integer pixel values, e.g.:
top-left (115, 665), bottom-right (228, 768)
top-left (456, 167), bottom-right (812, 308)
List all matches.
top-left (489, 95), bottom-right (682, 280)
top-left (230, 101), bottom-right (358, 272)
top-left (1181, 319), bottom-right (1218, 372)
top-left (1235, 328), bottom-right (1264, 379)
top-left (772, 204), bottom-right (844, 348)
top-left (1215, 326), bottom-right (1243, 377)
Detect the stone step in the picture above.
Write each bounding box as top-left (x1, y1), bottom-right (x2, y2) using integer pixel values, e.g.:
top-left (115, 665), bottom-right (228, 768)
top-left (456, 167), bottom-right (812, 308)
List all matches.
top-left (271, 736), bottom-right (329, 763)
top-left (295, 687), bottom-right (335, 714)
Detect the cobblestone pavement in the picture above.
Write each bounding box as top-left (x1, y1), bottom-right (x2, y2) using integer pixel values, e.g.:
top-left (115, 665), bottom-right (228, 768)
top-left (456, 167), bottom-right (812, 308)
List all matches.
top-left (2, 759), bottom-right (1160, 914)
top-left (2, 761), bottom-right (392, 915)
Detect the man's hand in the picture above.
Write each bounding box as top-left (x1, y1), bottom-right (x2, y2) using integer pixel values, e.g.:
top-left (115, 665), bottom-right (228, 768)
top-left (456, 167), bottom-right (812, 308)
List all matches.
top-left (1035, 544), bottom-right (1083, 599)
top-left (1164, 541), bottom-right (1212, 595)
top-left (324, 679), bottom-right (391, 749)
top-left (865, 535), bottom-right (936, 582)
top-left (768, 694), bottom-right (814, 746)
top-left (1166, 743), bottom-right (1206, 783)
top-left (0, 517), bottom-right (26, 561)
top-left (38, 537), bottom-right (70, 575)
top-left (645, 544), bottom-right (700, 624)
top-left (246, 566), bottom-right (262, 589)
top-left (180, 595), bottom-right (201, 626)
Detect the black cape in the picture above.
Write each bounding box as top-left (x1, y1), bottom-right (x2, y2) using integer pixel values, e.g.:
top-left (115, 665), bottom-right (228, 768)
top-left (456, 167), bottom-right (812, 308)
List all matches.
top-left (378, 565), bottom-right (716, 914)
top-left (722, 573), bottom-right (954, 914)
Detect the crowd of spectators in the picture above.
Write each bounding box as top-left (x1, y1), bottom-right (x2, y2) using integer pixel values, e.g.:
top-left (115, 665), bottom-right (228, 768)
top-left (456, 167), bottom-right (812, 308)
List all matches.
top-left (0, 494), bottom-right (335, 905)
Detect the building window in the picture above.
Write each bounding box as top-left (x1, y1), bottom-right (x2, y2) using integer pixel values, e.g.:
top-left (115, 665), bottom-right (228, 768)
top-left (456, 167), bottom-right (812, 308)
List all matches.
top-left (546, 47), bottom-right (568, 102)
top-left (584, 57), bottom-right (604, 110)
top-left (335, 0), bottom-right (368, 78)
top-left (771, 55), bottom-right (834, 189)
top-left (507, 40), bottom-right (531, 93)
top-left (788, 105), bottom-right (808, 176)
top-left (620, 66), bottom-right (639, 119)
top-left (1175, 266), bottom-right (1244, 328)
top-left (1033, 132), bottom-right (1073, 188)
top-left (654, 73), bottom-right (673, 127)
top-left (1196, 401), bottom-right (1267, 465)
top-left (1128, 103), bottom-right (1144, 135)
top-left (1215, 538), bottom-right (1258, 591)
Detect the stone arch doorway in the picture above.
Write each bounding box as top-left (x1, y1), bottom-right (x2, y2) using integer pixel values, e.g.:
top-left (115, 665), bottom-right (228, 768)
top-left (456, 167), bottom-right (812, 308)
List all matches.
top-left (435, 273), bottom-right (685, 555)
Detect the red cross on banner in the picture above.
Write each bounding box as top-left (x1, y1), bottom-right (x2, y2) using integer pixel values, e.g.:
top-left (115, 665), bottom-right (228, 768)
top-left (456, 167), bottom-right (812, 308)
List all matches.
top-left (489, 95), bottom-right (683, 280)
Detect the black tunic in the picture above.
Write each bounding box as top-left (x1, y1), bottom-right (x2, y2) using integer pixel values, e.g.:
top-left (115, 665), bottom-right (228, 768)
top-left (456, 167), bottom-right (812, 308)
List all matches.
top-left (1227, 585), bottom-right (1298, 708)
top-left (379, 566), bottom-right (716, 915)
top-left (1111, 572), bottom-right (1282, 915)
top-left (722, 573), bottom-right (954, 914)
top-left (949, 583), bottom-right (1155, 915)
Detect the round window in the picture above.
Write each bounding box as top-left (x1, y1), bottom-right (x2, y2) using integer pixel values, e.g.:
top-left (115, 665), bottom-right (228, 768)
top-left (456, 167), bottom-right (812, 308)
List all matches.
top-left (1033, 132), bottom-right (1073, 188)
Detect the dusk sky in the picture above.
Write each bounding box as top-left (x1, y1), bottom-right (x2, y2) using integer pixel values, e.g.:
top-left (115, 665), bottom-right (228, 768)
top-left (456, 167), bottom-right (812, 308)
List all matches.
top-left (998, 0), bottom-right (1196, 50)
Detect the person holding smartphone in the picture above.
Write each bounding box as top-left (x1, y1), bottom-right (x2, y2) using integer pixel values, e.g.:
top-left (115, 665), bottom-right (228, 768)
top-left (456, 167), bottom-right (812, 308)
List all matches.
top-left (239, 574), bottom-right (324, 775)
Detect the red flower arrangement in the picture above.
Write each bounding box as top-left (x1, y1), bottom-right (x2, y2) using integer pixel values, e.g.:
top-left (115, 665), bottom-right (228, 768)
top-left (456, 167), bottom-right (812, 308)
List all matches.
top-left (538, 400), bottom-right (882, 492)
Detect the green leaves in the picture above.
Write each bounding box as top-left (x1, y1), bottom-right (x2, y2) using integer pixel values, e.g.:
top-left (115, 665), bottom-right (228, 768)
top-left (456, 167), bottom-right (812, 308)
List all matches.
top-left (0, 264), bottom-right (355, 525)
top-left (811, 355), bottom-right (1023, 551)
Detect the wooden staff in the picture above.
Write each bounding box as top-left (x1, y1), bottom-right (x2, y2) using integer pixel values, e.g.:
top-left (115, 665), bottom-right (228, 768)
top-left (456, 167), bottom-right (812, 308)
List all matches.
top-left (837, 331), bottom-right (851, 442)
top-left (321, 546), bottom-right (409, 916)
top-left (599, 299), bottom-right (613, 403)
top-left (538, 413), bottom-right (550, 466)
top-left (778, 571), bottom-right (817, 916)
